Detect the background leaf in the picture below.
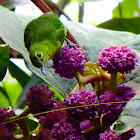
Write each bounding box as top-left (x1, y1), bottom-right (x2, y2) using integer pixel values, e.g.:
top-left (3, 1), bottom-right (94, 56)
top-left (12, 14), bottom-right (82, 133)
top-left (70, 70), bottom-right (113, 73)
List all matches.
top-left (113, 0), bottom-right (139, 18)
top-left (0, 44), bottom-right (9, 82)
top-left (0, 0), bottom-right (30, 9)
top-left (0, 86), bottom-right (10, 108)
top-left (97, 17), bottom-right (140, 34)
top-left (115, 90), bottom-right (140, 140)
top-left (8, 60), bottom-right (30, 88)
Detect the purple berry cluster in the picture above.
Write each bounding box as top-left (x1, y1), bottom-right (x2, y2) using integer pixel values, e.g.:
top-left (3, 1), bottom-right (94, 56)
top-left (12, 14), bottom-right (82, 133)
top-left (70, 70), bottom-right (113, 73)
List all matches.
top-left (0, 108), bottom-right (17, 140)
top-left (26, 85), bottom-right (56, 114)
top-left (98, 46), bottom-right (138, 74)
top-left (2, 45), bottom-right (138, 139)
top-left (29, 84), bottom-right (136, 139)
top-left (52, 45), bottom-right (86, 79)
top-left (99, 85), bottom-right (136, 124)
top-left (34, 88), bottom-right (97, 139)
top-left (24, 46), bottom-right (137, 139)
top-left (99, 129), bottom-right (135, 140)
top-left (65, 89), bottom-right (98, 121)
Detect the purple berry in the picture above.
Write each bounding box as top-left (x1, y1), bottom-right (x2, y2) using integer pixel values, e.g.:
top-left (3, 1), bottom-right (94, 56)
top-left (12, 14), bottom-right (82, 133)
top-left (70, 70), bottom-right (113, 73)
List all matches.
top-left (121, 129), bottom-right (135, 140)
top-left (0, 108), bottom-right (17, 140)
top-left (0, 126), bottom-right (13, 140)
top-left (52, 45), bottom-right (86, 79)
top-left (80, 120), bottom-right (92, 131)
top-left (51, 119), bottom-right (81, 140)
top-left (64, 133), bottom-right (86, 140)
top-left (65, 89), bottom-right (97, 121)
top-left (98, 46), bottom-right (138, 74)
top-left (35, 129), bottom-right (52, 140)
top-left (99, 129), bottom-right (135, 140)
top-left (99, 85), bottom-right (136, 124)
top-left (40, 101), bottom-right (68, 130)
top-left (99, 91), bottom-right (125, 124)
top-left (26, 85), bottom-right (56, 115)
top-left (99, 130), bottom-right (121, 140)
top-left (118, 85), bottom-right (136, 101)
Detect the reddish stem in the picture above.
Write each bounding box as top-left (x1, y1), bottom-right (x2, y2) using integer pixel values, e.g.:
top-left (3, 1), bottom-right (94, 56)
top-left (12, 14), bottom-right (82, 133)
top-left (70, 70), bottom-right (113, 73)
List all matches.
top-left (31, 0), bottom-right (51, 13)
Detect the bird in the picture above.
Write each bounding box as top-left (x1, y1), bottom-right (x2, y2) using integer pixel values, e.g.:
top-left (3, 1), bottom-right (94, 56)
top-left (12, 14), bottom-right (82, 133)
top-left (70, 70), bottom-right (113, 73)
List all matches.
top-left (24, 11), bottom-right (67, 75)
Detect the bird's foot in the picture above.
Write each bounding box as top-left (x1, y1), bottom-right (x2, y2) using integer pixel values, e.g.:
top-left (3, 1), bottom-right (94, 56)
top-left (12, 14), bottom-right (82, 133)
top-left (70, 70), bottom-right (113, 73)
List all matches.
top-left (65, 38), bottom-right (77, 48)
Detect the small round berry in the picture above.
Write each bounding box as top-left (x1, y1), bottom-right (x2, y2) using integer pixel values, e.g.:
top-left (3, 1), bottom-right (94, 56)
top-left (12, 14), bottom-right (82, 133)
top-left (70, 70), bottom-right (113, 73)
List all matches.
top-left (98, 46), bottom-right (138, 74)
top-left (65, 89), bottom-right (97, 121)
top-left (52, 45), bottom-right (86, 79)
top-left (26, 85), bottom-right (56, 115)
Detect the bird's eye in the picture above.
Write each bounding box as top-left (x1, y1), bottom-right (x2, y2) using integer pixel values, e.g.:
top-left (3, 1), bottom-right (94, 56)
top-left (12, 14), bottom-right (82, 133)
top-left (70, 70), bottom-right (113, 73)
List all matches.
top-left (37, 53), bottom-right (41, 58)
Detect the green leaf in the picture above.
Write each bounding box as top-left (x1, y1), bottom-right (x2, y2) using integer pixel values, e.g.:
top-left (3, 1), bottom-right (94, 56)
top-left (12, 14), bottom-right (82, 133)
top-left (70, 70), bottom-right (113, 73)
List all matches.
top-left (8, 60), bottom-right (30, 88)
top-left (97, 18), bottom-right (140, 34)
top-left (4, 80), bottom-right (23, 106)
top-left (115, 90), bottom-right (140, 139)
top-left (26, 119), bottom-right (38, 131)
top-left (0, 44), bottom-right (9, 82)
top-left (0, 86), bottom-right (10, 108)
top-left (113, 0), bottom-right (139, 18)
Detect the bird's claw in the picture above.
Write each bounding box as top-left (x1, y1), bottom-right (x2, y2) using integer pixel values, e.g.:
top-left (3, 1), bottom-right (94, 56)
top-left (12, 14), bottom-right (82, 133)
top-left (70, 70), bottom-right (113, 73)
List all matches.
top-left (65, 38), bottom-right (77, 48)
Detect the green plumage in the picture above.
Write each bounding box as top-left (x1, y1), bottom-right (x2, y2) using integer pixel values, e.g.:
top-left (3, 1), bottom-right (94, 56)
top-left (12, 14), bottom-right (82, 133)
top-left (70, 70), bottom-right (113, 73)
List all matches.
top-left (24, 12), bottom-right (67, 74)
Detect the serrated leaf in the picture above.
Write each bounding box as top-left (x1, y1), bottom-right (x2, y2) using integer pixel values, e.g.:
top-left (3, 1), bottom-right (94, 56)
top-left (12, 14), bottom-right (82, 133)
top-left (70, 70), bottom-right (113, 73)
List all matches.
top-left (97, 18), bottom-right (140, 34)
top-left (0, 44), bottom-right (9, 82)
top-left (115, 90), bottom-right (140, 140)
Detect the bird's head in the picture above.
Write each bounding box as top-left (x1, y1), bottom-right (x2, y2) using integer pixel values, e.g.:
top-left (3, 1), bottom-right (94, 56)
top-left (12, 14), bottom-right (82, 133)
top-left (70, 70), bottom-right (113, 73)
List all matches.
top-left (29, 43), bottom-right (49, 75)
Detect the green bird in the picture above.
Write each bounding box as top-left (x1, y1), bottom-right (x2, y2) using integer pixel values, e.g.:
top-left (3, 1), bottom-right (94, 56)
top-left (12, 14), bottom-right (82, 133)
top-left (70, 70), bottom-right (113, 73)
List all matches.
top-left (24, 12), bottom-right (67, 75)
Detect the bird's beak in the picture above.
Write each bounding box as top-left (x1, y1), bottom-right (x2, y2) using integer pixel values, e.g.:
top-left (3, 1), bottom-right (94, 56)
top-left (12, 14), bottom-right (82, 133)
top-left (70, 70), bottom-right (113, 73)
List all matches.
top-left (41, 61), bottom-right (46, 75)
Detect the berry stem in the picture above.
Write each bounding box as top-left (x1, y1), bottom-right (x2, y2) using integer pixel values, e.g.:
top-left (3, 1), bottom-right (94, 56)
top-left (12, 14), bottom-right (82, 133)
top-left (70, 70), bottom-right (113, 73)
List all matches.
top-left (6, 107), bottom-right (31, 139)
top-left (75, 71), bottom-right (85, 89)
top-left (17, 119), bottom-right (30, 139)
top-left (110, 73), bottom-right (118, 93)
